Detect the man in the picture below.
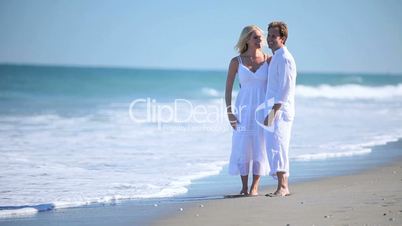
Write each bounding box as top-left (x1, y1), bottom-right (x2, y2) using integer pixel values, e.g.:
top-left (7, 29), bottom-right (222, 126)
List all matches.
top-left (264, 21), bottom-right (297, 197)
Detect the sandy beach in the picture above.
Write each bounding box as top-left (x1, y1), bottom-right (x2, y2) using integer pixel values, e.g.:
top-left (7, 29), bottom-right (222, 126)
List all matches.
top-left (1, 152), bottom-right (401, 226)
top-left (153, 158), bottom-right (402, 226)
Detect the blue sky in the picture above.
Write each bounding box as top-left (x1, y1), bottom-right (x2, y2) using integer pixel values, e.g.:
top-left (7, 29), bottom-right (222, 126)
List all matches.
top-left (0, 0), bottom-right (401, 74)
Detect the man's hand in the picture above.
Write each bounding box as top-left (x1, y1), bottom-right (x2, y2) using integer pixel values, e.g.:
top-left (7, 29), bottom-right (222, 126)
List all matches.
top-left (264, 103), bottom-right (282, 126)
top-left (272, 103), bottom-right (282, 113)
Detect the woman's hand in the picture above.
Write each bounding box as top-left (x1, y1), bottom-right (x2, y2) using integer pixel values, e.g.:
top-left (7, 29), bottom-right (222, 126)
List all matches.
top-left (227, 112), bottom-right (238, 130)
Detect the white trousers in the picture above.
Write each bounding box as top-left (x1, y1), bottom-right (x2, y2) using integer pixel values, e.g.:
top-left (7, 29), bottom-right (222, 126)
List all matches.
top-left (265, 112), bottom-right (293, 178)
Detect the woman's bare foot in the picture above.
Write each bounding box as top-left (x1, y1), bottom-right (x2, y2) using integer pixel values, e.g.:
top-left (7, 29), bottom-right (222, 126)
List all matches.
top-left (249, 187), bottom-right (259, 196)
top-left (249, 175), bottom-right (261, 196)
top-left (240, 187), bottom-right (249, 195)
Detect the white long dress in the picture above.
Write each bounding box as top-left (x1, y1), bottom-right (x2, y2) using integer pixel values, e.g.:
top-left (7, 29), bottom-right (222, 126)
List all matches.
top-left (228, 56), bottom-right (269, 176)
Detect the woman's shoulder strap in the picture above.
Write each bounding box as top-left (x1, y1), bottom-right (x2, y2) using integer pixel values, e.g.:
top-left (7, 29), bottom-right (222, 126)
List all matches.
top-left (237, 55), bottom-right (243, 64)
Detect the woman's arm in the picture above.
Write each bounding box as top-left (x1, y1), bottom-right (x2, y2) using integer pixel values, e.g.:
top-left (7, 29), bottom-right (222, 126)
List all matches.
top-left (225, 57), bottom-right (239, 129)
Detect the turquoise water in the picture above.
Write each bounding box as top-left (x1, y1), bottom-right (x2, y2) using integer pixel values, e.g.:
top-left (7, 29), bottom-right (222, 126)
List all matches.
top-left (1, 65), bottom-right (401, 99)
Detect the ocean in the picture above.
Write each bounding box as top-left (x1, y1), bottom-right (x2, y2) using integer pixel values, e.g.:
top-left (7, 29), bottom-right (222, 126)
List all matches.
top-left (1, 64), bottom-right (402, 217)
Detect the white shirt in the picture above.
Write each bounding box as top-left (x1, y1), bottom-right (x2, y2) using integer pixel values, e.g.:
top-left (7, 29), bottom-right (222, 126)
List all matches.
top-left (266, 46), bottom-right (297, 121)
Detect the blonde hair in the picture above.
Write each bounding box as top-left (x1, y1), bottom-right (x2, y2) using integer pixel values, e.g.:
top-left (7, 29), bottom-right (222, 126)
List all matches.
top-left (235, 25), bottom-right (265, 54)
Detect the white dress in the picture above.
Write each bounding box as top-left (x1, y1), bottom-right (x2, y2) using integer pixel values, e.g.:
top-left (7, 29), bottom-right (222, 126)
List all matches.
top-left (228, 56), bottom-right (269, 176)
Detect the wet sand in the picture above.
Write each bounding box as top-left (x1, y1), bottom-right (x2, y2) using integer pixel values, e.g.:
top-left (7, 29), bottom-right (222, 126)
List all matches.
top-left (153, 159), bottom-right (402, 226)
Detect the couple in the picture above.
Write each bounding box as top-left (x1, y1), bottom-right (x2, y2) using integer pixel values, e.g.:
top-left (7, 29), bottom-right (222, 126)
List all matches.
top-left (225, 21), bottom-right (297, 197)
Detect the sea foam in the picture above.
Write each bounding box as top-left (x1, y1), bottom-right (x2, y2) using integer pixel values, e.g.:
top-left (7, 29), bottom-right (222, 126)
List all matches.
top-left (296, 84), bottom-right (402, 100)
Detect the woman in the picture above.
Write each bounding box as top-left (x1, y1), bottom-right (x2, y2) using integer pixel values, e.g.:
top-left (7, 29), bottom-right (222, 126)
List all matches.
top-left (225, 25), bottom-right (270, 196)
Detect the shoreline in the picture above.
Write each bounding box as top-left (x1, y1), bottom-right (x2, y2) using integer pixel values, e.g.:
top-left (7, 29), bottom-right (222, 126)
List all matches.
top-left (181, 138), bottom-right (402, 200)
top-left (1, 139), bottom-right (401, 225)
top-left (153, 157), bottom-right (402, 226)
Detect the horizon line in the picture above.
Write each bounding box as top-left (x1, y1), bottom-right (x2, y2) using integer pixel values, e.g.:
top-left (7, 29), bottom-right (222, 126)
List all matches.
top-left (1, 62), bottom-right (401, 76)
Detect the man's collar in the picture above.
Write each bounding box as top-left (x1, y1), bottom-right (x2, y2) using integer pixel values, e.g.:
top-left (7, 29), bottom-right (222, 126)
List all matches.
top-left (274, 46), bottom-right (286, 55)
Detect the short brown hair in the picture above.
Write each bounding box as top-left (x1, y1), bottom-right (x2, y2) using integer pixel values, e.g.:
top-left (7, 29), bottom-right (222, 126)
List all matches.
top-left (268, 21), bottom-right (288, 44)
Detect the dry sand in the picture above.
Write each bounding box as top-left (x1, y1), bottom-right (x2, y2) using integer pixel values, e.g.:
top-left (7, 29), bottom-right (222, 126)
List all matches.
top-left (153, 159), bottom-right (402, 226)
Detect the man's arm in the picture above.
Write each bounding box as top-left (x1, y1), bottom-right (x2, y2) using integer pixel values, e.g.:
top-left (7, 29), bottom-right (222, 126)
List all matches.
top-left (264, 57), bottom-right (294, 126)
top-left (275, 57), bottom-right (294, 105)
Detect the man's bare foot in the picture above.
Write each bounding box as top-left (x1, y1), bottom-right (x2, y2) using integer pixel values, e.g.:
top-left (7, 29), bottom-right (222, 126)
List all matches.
top-left (273, 188), bottom-right (290, 197)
